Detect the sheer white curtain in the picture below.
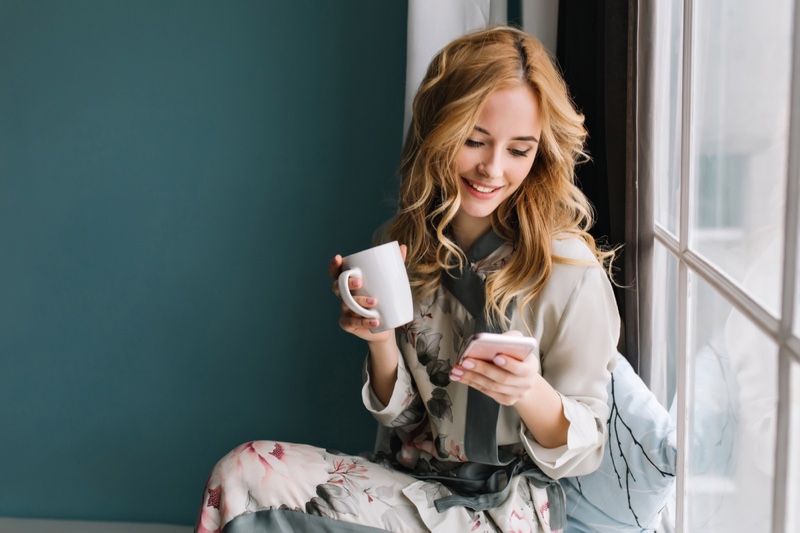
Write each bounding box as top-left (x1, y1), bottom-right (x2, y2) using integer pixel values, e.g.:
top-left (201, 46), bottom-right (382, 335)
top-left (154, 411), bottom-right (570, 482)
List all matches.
top-left (403, 0), bottom-right (558, 132)
top-left (404, 0), bottom-right (561, 134)
top-left (403, 0), bottom-right (505, 134)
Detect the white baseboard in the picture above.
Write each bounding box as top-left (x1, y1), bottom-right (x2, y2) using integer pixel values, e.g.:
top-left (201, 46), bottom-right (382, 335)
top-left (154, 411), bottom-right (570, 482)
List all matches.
top-left (0, 518), bottom-right (193, 533)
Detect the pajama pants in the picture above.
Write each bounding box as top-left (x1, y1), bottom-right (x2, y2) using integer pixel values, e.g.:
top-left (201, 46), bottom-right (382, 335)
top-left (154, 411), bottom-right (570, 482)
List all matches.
top-left (194, 440), bottom-right (555, 533)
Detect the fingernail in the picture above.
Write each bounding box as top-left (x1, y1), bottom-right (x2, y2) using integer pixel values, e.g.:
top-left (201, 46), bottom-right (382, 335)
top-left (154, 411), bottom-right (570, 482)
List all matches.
top-left (494, 356), bottom-right (506, 366)
top-left (450, 368), bottom-right (464, 376)
top-left (369, 319), bottom-right (379, 327)
top-left (449, 374), bottom-right (461, 381)
top-left (462, 360), bottom-right (475, 370)
top-left (366, 297), bottom-right (376, 304)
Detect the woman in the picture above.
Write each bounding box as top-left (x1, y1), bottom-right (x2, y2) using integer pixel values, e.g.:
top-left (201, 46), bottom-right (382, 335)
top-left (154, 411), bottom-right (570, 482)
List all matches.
top-left (196, 26), bottom-right (620, 533)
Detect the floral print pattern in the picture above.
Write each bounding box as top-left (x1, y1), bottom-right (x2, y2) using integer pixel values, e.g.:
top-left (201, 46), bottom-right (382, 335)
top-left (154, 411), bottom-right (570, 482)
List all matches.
top-left (195, 441), bottom-right (555, 533)
top-left (196, 237), bottom-right (620, 533)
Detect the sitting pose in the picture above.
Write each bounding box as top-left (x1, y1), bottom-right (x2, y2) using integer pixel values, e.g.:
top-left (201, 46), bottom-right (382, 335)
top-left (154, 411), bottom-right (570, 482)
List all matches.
top-left (195, 25), bottom-right (620, 533)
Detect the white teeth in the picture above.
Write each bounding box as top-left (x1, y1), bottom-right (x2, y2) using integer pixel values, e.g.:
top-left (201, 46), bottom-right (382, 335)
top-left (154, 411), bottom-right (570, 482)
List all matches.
top-left (468, 181), bottom-right (497, 193)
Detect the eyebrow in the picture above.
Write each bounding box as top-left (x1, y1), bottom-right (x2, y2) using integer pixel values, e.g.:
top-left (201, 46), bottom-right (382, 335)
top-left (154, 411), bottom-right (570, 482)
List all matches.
top-left (474, 126), bottom-right (539, 143)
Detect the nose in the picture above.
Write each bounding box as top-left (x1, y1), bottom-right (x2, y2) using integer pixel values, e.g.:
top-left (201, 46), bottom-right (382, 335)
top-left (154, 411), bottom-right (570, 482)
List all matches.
top-left (479, 150), bottom-right (503, 180)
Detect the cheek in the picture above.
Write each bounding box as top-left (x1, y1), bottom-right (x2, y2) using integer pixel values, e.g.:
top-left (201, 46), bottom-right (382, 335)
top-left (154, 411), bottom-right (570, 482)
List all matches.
top-left (454, 152), bottom-right (473, 176)
top-left (509, 160), bottom-right (535, 188)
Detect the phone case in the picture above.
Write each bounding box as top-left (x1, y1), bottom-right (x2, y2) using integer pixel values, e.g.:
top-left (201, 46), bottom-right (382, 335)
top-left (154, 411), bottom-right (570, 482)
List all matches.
top-left (457, 332), bottom-right (539, 365)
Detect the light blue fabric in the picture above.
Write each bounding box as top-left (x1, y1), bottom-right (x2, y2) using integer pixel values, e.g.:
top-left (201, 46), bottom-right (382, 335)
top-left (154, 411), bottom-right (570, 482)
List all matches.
top-left (561, 353), bottom-right (677, 532)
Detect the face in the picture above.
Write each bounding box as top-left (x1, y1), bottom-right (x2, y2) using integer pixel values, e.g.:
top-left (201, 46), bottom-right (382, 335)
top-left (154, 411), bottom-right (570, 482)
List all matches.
top-left (453, 84), bottom-right (542, 241)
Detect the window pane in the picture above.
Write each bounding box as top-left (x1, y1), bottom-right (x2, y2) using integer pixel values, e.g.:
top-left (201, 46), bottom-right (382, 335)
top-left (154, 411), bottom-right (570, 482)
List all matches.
top-left (649, 241), bottom-right (678, 408)
top-left (653, 0), bottom-right (683, 235)
top-left (686, 274), bottom-right (778, 531)
top-left (796, 196), bottom-right (800, 336)
top-left (689, 0), bottom-right (791, 316)
top-left (787, 360), bottom-right (800, 532)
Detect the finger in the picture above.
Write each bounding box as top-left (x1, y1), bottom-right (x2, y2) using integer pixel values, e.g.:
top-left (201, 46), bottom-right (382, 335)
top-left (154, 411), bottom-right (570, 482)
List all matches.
top-left (491, 353), bottom-right (536, 377)
top-left (454, 358), bottom-right (528, 389)
top-left (400, 244), bottom-right (408, 261)
top-left (353, 295), bottom-right (377, 308)
top-left (451, 368), bottom-right (518, 403)
top-left (339, 314), bottom-right (380, 331)
top-left (340, 298), bottom-right (377, 316)
top-left (331, 275), bottom-right (363, 298)
top-left (328, 254), bottom-right (343, 279)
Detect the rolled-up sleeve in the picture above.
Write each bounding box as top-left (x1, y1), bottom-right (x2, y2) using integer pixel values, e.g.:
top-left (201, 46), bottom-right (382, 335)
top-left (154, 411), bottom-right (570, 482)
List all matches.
top-left (520, 264), bottom-right (619, 479)
top-left (361, 350), bottom-right (424, 427)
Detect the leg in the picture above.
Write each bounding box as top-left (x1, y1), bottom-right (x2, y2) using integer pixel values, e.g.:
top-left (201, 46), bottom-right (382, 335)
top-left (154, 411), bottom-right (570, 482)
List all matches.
top-left (195, 441), bottom-right (430, 533)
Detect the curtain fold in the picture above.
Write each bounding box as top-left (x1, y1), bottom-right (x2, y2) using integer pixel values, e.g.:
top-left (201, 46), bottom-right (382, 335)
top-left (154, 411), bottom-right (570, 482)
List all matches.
top-left (632, 0), bottom-right (656, 385)
top-left (555, 0), bottom-right (649, 372)
top-left (403, 0), bottom-right (506, 135)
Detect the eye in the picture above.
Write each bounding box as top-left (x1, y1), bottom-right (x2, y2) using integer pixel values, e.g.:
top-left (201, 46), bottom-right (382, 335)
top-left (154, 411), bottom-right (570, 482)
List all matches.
top-left (465, 139), bottom-right (483, 148)
top-left (510, 148), bottom-right (531, 157)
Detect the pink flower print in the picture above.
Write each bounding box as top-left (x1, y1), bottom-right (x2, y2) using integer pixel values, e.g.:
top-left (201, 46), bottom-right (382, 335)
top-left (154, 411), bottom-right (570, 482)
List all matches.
top-left (448, 439), bottom-right (467, 462)
top-left (539, 501), bottom-right (549, 516)
top-left (470, 515), bottom-right (482, 531)
top-left (270, 442), bottom-right (285, 460)
top-left (196, 441), bottom-right (329, 531)
top-left (539, 500), bottom-right (551, 529)
top-left (508, 509), bottom-right (534, 533)
top-left (328, 458), bottom-right (370, 491)
top-left (206, 486), bottom-right (221, 509)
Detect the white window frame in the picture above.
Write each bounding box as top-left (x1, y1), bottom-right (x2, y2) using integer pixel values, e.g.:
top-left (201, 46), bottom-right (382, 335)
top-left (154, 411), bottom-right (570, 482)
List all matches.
top-left (652, 1), bottom-right (800, 531)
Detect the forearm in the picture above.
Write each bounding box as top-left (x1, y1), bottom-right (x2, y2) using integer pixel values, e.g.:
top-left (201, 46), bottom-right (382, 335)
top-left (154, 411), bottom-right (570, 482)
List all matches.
top-left (514, 374), bottom-right (570, 449)
top-left (367, 336), bottom-right (400, 406)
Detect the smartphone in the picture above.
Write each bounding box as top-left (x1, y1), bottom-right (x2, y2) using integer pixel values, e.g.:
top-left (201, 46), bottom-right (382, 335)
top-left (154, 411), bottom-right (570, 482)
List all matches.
top-left (457, 332), bottom-right (539, 365)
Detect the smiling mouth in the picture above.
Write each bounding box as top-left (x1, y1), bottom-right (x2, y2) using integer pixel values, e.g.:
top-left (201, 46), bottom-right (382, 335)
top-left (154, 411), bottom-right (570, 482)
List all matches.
top-left (463, 178), bottom-right (501, 194)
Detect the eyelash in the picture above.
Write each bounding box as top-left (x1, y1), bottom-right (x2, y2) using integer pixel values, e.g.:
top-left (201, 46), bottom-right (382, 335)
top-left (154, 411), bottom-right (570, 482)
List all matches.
top-left (465, 139), bottom-right (530, 158)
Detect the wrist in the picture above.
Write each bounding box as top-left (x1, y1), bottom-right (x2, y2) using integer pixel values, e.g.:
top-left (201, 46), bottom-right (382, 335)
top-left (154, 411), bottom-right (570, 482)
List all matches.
top-left (367, 334), bottom-right (397, 355)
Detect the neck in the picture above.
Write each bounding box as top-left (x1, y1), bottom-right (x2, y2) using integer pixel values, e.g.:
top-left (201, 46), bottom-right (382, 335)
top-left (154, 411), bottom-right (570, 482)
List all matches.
top-left (452, 213), bottom-right (492, 253)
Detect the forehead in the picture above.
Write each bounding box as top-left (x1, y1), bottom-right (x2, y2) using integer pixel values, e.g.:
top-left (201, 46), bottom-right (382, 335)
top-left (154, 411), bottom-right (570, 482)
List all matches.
top-left (476, 84), bottom-right (541, 136)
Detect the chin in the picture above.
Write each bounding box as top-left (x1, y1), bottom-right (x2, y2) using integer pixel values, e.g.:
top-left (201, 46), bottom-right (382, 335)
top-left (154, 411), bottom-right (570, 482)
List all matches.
top-left (458, 203), bottom-right (499, 221)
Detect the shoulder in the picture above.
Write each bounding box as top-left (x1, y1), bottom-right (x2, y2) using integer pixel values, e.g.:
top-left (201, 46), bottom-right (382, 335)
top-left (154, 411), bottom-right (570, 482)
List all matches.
top-left (529, 236), bottom-right (612, 312)
top-left (551, 236), bottom-right (599, 265)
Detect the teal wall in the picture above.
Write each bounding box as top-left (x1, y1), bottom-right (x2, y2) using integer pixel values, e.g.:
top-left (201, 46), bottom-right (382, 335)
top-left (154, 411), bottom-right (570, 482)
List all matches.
top-left (0, 0), bottom-right (407, 525)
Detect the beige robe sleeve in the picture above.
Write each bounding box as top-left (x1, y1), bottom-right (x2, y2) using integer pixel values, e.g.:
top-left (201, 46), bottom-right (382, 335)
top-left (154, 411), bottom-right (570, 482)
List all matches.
top-left (518, 248), bottom-right (620, 479)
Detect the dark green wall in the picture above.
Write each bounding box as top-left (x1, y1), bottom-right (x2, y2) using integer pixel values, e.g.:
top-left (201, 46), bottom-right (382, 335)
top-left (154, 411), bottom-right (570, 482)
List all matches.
top-left (0, 0), bottom-right (407, 525)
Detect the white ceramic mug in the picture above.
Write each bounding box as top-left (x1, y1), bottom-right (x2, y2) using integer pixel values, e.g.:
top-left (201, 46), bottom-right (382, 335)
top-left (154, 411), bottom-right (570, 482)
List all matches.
top-left (338, 241), bottom-right (413, 333)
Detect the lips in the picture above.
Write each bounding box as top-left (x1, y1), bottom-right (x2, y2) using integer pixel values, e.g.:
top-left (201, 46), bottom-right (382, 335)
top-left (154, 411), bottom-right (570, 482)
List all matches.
top-left (462, 177), bottom-right (501, 196)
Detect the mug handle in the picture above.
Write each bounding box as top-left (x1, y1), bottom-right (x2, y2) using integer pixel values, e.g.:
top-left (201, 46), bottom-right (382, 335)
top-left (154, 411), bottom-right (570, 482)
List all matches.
top-left (338, 267), bottom-right (380, 319)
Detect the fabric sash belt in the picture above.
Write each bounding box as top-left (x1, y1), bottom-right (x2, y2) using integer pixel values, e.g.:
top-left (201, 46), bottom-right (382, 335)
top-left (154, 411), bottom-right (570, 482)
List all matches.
top-left (412, 456), bottom-right (566, 531)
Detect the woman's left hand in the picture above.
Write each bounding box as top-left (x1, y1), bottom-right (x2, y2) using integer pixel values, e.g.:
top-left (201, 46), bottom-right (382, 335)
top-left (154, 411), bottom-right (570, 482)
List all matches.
top-left (449, 350), bottom-right (540, 407)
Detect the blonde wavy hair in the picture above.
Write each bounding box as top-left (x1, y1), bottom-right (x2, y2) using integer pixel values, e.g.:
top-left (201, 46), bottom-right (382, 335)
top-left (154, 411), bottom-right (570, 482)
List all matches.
top-left (387, 26), bottom-right (616, 327)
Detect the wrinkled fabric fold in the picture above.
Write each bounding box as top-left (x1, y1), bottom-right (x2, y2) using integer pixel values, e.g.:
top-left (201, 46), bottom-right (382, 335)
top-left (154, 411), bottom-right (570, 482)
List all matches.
top-left (410, 456), bottom-right (566, 531)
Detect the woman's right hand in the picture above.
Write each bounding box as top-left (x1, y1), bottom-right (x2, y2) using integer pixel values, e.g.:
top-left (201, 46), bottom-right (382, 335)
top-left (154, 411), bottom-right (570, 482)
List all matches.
top-left (329, 250), bottom-right (406, 344)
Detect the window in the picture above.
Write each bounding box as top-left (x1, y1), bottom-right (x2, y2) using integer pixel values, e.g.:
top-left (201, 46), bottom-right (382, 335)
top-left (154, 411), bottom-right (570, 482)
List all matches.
top-left (650, 0), bottom-right (799, 531)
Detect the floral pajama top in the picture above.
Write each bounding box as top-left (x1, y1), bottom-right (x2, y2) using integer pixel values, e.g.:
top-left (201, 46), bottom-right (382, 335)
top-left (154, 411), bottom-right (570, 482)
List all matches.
top-left (361, 236), bottom-right (620, 526)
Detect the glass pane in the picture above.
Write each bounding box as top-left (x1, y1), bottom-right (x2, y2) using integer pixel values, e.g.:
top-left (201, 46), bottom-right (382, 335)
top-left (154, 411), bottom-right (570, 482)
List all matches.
top-left (796, 192), bottom-right (800, 336)
top-left (649, 241), bottom-right (679, 408)
top-left (653, 0), bottom-right (683, 235)
top-left (786, 360), bottom-right (800, 532)
top-left (648, 242), bottom-right (678, 532)
top-left (686, 274), bottom-right (778, 531)
top-left (689, 0), bottom-right (791, 316)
